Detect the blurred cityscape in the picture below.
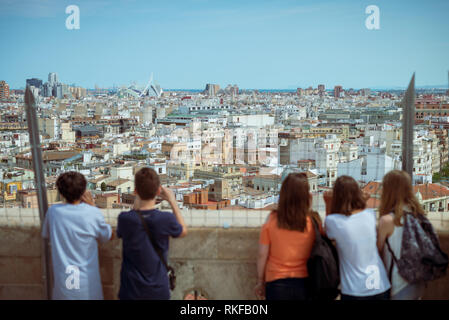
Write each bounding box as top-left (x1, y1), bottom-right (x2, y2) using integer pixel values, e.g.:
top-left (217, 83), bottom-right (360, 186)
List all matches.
top-left (1, 73), bottom-right (449, 218)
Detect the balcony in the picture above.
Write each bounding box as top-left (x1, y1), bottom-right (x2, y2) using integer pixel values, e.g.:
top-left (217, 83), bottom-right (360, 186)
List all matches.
top-left (0, 208), bottom-right (448, 300)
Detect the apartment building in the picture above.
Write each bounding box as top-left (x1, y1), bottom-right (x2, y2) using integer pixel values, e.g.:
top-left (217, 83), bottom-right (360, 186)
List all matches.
top-left (193, 166), bottom-right (243, 201)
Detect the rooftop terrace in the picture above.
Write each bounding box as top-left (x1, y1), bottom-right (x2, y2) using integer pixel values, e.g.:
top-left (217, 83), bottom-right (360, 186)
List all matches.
top-left (0, 208), bottom-right (448, 300)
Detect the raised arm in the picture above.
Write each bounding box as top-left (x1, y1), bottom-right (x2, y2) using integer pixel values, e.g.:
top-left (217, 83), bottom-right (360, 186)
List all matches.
top-left (160, 186), bottom-right (188, 237)
top-left (80, 190), bottom-right (96, 207)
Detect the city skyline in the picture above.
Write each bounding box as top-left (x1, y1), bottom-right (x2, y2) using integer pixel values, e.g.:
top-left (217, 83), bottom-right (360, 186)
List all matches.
top-left (1, 0), bottom-right (449, 89)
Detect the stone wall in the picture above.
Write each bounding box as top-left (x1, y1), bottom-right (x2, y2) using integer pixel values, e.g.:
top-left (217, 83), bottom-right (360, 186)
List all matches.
top-left (1, 225), bottom-right (448, 300)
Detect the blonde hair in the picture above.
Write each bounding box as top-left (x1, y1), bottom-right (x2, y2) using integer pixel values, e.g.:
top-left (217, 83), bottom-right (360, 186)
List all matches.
top-left (378, 170), bottom-right (424, 226)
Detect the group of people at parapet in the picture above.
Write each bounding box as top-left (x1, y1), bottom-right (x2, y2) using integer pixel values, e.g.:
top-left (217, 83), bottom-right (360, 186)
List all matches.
top-left (42, 167), bottom-right (443, 300)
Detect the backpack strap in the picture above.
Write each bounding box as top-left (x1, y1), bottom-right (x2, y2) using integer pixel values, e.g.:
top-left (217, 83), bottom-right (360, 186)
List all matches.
top-left (310, 215), bottom-right (321, 243)
top-left (385, 237), bottom-right (399, 283)
top-left (136, 210), bottom-right (171, 273)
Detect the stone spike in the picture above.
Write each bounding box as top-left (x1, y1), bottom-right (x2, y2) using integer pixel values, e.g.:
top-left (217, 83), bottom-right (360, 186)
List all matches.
top-left (402, 73), bottom-right (416, 179)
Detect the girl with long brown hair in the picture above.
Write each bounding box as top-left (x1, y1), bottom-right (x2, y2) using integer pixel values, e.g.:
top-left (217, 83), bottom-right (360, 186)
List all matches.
top-left (254, 172), bottom-right (321, 300)
top-left (377, 170), bottom-right (425, 299)
top-left (323, 175), bottom-right (390, 300)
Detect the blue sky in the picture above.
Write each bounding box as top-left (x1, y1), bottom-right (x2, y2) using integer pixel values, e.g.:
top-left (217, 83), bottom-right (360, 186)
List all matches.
top-left (1, 0), bottom-right (448, 89)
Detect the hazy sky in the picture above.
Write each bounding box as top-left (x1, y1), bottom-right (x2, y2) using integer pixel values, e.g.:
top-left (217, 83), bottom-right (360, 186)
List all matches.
top-left (1, 0), bottom-right (448, 89)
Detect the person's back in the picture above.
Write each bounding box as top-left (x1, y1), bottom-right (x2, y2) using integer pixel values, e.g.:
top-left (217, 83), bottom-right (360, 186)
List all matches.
top-left (377, 170), bottom-right (427, 300)
top-left (323, 175), bottom-right (390, 300)
top-left (43, 203), bottom-right (111, 299)
top-left (41, 172), bottom-right (111, 300)
top-left (381, 213), bottom-right (412, 297)
top-left (255, 173), bottom-right (318, 300)
top-left (117, 208), bottom-right (182, 299)
top-left (261, 211), bottom-right (316, 283)
top-left (325, 208), bottom-right (390, 297)
top-left (117, 167), bottom-right (187, 300)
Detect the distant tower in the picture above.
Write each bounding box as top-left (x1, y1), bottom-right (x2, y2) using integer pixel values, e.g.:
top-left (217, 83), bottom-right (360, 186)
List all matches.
top-left (26, 78), bottom-right (43, 90)
top-left (334, 85), bottom-right (343, 98)
top-left (318, 84), bottom-right (325, 93)
top-left (0, 80), bottom-right (10, 100)
top-left (318, 84), bottom-right (325, 97)
top-left (48, 72), bottom-right (58, 86)
top-left (204, 84), bottom-right (220, 96)
top-left (447, 70), bottom-right (449, 95)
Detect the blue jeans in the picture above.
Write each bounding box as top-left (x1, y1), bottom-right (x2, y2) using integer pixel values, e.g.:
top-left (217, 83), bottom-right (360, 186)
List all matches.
top-left (340, 289), bottom-right (390, 301)
top-left (265, 278), bottom-right (309, 300)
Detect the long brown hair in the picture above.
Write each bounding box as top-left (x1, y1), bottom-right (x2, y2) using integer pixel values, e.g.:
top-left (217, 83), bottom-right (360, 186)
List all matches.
top-left (378, 170), bottom-right (424, 226)
top-left (276, 172), bottom-right (311, 232)
top-left (330, 175), bottom-right (366, 216)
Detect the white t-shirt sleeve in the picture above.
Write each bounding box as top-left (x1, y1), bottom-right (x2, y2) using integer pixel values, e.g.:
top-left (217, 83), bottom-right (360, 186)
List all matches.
top-left (324, 216), bottom-right (335, 240)
top-left (95, 208), bottom-right (112, 243)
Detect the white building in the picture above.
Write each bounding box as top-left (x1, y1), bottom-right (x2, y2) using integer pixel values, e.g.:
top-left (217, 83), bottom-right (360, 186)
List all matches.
top-left (109, 166), bottom-right (134, 181)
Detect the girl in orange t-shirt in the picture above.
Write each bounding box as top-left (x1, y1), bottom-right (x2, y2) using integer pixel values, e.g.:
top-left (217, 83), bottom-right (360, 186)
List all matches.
top-left (254, 172), bottom-right (321, 300)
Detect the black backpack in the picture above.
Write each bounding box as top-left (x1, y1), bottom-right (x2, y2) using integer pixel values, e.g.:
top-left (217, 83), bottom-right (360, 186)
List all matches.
top-left (386, 211), bottom-right (448, 284)
top-left (307, 217), bottom-right (340, 300)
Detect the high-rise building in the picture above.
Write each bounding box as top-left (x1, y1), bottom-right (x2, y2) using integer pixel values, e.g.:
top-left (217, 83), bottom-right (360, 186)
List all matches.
top-left (360, 88), bottom-right (371, 96)
top-left (334, 85), bottom-right (343, 98)
top-left (48, 72), bottom-right (58, 86)
top-left (0, 81), bottom-right (10, 100)
top-left (204, 83), bottom-right (220, 96)
top-left (42, 82), bottom-right (53, 97)
top-left (55, 84), bottom-right (62, 99)
top-left (69, 86), bottom-right (87, 99)
top-left (318, 84), bottom-right (325, 92)
top-left (232, 84), bottom-right (239, 96)
top-left (26, 78), bottom-right (43, 89)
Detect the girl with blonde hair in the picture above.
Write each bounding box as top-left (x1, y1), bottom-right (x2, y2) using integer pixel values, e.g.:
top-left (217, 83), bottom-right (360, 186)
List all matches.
top-left (377, 170), bottom-right (426, 300)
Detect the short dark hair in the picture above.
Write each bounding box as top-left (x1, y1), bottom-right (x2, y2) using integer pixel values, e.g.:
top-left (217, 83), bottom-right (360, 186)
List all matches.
top-left (135, 167), bottom-right (160, 200)
top-left (56, 171), bottom-right (87, 204)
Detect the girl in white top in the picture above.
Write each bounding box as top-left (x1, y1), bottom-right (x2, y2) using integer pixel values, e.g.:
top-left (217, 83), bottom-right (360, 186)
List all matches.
top-left (377, 170), bottom-right (425, 300)
top-left (324, 176), bottom-right (391, 300)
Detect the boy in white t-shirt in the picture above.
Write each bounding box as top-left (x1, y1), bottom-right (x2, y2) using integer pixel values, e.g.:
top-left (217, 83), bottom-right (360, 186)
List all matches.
top-left (42, 171), bottom-right (112, 299)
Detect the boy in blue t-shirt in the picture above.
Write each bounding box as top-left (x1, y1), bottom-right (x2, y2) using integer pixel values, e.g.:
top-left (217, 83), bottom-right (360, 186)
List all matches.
top-left (117, 167), bottom-right (187, 300)
top-left (42, 171), bottom-right (112, 300)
